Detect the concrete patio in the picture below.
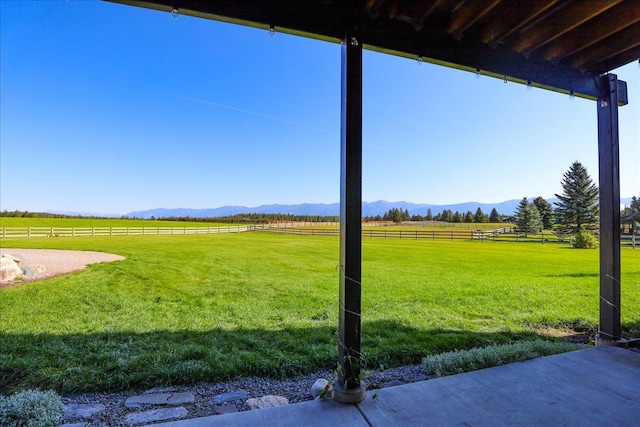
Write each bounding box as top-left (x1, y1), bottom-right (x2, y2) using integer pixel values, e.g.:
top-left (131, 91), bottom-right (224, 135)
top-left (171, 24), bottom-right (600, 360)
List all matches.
top-left (156, 345), bottom-right (640, 426)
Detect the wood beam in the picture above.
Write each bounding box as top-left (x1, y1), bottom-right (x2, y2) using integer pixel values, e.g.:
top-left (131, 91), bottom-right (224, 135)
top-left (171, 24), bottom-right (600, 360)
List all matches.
top-left (334, 32), bottom-right (366, 404)
top-left (597, 73), bottom-right (622, 344)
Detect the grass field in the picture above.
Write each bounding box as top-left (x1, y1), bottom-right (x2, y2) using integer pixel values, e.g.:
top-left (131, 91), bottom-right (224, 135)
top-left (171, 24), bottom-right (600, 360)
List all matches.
top-left (1, 231), bottom-right (638, 394)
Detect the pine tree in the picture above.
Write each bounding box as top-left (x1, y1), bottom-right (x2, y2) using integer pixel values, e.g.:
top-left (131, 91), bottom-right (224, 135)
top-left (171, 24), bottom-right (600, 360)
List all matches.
top-left (514, 197), bottom-right (543, 237)
top-left (426, 208), bottom-right (433, 221)
top-left (554, 161), bottom-right (599, 233)
top-left (533, 196), bottom-right (554, 230)
top-left (464, 211), bottom-right (474, 223)
top-left (474, 207), bottom-right (485, 223)
top-left (489, 208), bottom-right (500, 223)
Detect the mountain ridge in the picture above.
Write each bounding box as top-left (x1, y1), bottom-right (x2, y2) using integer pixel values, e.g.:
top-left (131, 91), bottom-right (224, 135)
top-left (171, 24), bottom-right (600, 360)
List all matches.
top-left (125, 197), bottom-right (634, 219)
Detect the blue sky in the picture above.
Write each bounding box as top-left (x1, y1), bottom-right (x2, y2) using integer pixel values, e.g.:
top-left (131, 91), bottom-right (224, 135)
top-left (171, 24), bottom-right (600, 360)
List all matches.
top-left (1, 1), bottom-right (638, 215)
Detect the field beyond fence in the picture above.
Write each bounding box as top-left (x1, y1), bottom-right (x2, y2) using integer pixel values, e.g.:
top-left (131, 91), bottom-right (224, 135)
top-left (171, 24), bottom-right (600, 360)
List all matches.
top-left (2, 223), bottom-right (637, 246)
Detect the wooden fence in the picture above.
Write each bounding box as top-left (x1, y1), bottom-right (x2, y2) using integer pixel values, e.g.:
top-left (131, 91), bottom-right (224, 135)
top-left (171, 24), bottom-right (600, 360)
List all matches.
top-left (0, 225), bottom-right (254, 238)
top-left (2, 225), bottom-right (635, 247)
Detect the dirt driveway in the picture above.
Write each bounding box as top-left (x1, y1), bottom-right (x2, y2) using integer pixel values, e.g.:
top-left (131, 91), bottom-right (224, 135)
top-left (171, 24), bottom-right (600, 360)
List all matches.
top-left (0, 248), bottom-right (125, 288)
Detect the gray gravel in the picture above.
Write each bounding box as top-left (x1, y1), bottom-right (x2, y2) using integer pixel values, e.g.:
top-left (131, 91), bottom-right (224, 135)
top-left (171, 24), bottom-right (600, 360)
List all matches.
top-left (61, 364), bottom-right (427, 426)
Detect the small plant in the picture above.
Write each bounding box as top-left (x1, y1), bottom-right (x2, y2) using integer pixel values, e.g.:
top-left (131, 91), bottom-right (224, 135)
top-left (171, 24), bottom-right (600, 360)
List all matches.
top-left (422, 340), bottom-right (577, 378)
top-left (0, 389), bottom-right (64, 427)
top-left (572, 228), bottom-right (599, 249)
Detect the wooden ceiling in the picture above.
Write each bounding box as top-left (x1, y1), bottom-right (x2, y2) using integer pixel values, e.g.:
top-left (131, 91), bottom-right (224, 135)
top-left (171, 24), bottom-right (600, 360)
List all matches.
top-left (108, 0), bottom-right (639, 102)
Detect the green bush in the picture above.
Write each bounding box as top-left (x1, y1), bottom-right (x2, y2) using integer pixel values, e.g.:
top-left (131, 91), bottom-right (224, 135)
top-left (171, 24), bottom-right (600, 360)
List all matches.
top-left (0, 390), bottom-right (64, 427)
top-left (422, 340), bottom-right (577, 378)
top-left (573, 228), bottom-right (599, 249)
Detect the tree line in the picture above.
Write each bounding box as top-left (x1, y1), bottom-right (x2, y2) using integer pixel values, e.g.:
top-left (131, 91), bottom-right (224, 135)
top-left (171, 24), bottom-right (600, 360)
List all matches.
top-left (514, 161), bottom-right (639, 239)
top-left (364, 206), bottom-right (503, 224)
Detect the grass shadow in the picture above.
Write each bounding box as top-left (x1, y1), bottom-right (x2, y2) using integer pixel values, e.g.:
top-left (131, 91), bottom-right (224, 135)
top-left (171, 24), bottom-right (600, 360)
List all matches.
top-left (1, 320), bottom-right (562, 395)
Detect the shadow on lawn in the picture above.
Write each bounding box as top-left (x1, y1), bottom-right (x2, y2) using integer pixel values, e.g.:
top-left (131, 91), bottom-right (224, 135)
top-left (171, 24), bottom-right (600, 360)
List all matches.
top-left (0, 320), bottom-right (566, 394)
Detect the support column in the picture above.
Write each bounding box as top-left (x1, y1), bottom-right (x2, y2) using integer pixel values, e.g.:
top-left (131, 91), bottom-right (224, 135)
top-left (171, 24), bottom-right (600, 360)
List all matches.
top-left (597, 73), bottom-right (622, 344)
top-left (334, 33), bottom-right (365, 404)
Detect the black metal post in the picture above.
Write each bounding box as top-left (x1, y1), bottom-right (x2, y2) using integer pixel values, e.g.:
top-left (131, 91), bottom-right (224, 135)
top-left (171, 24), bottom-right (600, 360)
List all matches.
top-left (334, 32), bottom-right (365, 404)
top-left (597, 73), bottom-right (622, 343)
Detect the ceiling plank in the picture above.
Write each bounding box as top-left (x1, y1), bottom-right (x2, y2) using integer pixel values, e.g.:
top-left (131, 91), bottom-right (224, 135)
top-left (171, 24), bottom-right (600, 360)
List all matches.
top-left (568, 21), bottom-right (640, 70)
top-left (479, 0), bottom-right (560, 46)
top-left (535, 1), bottom-right (640, 62)
top-left (512, 0), bottom-right (622, 56)
top-left (446, 0), bottom-right (501, 38)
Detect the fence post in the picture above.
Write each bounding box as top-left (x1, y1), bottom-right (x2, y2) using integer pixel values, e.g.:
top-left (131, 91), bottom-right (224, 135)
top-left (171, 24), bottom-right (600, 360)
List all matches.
top-left (451, 231), bottom-right (453, 241)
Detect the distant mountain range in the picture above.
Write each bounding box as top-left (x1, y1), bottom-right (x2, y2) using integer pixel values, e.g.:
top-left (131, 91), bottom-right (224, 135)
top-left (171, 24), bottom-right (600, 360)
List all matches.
top-left (124, 197), bottom-right (634, 219)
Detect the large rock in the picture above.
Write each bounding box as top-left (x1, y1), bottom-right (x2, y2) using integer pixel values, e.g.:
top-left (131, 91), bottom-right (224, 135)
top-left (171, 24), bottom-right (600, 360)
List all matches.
top-left (124, 407), bottom-right (188, 425)
top-left (247, 395), bottom-right (289, 410)
top-left (1, 255), bottom-right (23, 282)
top-left (124, 392), bottom-right (195, 408)
top-left (65, 403), bottom-right (107, 418)
top-left (310, 378), bottom-right (332, 398)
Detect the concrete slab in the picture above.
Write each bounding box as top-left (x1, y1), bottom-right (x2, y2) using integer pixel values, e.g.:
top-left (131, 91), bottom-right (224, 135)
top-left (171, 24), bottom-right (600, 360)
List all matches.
top-left (154, 397), bottom-right (368, 427)
top-left (153, 347), bottom-right (640, 427)
top-left (358, 346), bottom-right (640, 427)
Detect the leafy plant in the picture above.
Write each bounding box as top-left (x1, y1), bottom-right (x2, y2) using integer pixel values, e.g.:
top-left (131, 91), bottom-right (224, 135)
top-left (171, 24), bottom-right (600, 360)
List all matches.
top-left (573, 228), bottom-right (599, 249)
top-left (422, 340), bottom-right (577, 378)
top-left (0, 389), bottom-right (64, 427)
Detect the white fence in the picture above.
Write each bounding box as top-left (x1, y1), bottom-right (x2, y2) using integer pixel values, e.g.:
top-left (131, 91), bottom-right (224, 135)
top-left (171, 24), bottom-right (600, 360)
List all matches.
top-left (0, 225), bottom-right (257, 238)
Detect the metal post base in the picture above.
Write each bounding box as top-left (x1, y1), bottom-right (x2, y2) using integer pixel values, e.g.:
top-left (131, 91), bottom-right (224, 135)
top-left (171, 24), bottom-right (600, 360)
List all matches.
top-left (332, 381), bottom-right (366, 404)
top-left (595, 334), bottom-right (628, 347)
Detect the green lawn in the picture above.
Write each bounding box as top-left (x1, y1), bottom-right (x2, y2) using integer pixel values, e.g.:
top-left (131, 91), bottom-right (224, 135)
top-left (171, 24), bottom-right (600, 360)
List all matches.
top-left (1, 233), bottom-right (638, 393)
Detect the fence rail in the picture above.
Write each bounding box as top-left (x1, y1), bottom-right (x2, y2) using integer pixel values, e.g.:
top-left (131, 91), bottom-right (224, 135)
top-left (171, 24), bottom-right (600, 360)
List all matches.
top-left (0, 226), bottom-right (254, 238)
top-left (1, 225), bottom-right (635, 247)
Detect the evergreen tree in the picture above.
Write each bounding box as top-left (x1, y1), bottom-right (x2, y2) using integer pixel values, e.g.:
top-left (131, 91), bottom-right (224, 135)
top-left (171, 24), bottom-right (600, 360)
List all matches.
top-left (453, 211), bottom-right (463, 223)
top-left (554, 161), bottom-right (599, 233)
top-left (631, 195), bottom-right (640, 214)
top-left (514, 197), bottom-right (543, 237)
top-left (426, 208), bottom-right (433, 221)
top-left (533, 196), bottom-right (554, 229)
top-left (489, 208), bottom-right (500, 223)
top-left (464, 211), bottom-right (474, 223)
top-left (473, 207), bottom-right (485, 223)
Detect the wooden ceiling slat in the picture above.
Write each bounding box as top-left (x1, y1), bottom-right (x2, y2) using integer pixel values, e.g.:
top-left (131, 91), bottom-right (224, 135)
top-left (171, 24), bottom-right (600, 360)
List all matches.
top-left (535, 1), bottom-right (640, 62)
top-left (479, 0), bottom-right (560, 46)
top-left (446, 0), bottom-right (501, 38)
top-left (568, 21), bottom-right (640, 70)
top-left (591, 45), bottom-right (640, 73)
top-left (511, 0), bottom-right (622, 56)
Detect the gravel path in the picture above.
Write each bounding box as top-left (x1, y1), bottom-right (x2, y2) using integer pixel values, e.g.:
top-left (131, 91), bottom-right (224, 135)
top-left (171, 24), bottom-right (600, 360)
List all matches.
top-left (61, 364), bottom-right (426, 426)
top-left (0, 248), bottom-right (125, 288)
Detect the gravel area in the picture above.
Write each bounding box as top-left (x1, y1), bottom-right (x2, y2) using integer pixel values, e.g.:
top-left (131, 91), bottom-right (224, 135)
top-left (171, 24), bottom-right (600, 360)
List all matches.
top-left (61, 364), bottom-right (427, 426)
top-left (0, 248), bottom-right (125, 288)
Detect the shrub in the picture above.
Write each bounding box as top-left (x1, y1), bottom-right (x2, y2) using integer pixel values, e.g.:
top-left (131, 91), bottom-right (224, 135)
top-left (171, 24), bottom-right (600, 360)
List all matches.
top-left (422, 340), bottom-right (577, 378)
top-left (0, 390), bottom-right (64, 427)
top-left (573, 228), bottom-right (599, 249)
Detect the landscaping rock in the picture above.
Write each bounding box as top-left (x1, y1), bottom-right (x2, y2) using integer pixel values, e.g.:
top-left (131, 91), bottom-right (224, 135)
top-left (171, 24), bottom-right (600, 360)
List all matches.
top-left (124, 392), bottom-right (195, 408)
top-left (247, 395), bottom-right (289, 410)
top-left (144, 386), bottom-right (178, 394)
top-left (211, 390), bottom-right (247, 404)
top-left (1, 255), bottom-right (23, 282)
top-left (124, 407), bottom-right (188, 425)
top-left (214, 404), bottom-right (238, 415)
top-left (310, 378), bottom-right (331, 398)
top-left (58, 423), bottom-right (86, 427)
top-left (64, 403), bottom-right (107, 418)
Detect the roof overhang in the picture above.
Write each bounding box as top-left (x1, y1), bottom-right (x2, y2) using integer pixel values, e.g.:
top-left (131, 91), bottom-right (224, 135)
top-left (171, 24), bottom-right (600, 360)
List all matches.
top-left (106, 0), bottom-right (638, 105)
